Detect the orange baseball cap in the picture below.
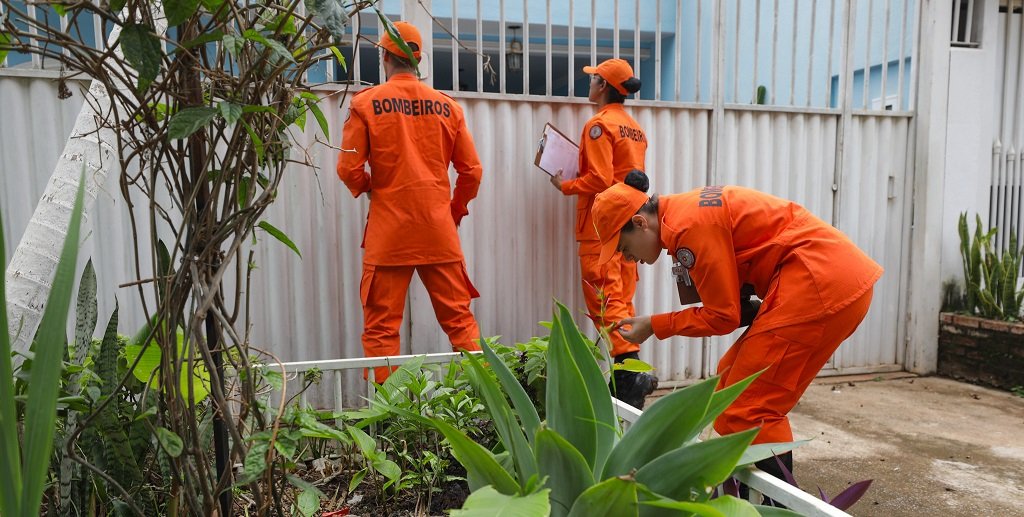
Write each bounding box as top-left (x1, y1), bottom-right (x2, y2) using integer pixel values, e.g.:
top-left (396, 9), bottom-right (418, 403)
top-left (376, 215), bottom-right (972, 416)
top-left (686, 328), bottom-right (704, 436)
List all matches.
top-left (583, 58), bottom-right (635, 95)
top-left (380, 21), bottom-right (422, 60)
top-left (593, 182), bottom-right (650, 265)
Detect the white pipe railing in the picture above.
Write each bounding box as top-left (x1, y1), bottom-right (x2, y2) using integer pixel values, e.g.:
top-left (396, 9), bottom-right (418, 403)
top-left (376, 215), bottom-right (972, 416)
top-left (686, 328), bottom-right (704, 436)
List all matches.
top-left (279, 352), bottom-right (852, 517)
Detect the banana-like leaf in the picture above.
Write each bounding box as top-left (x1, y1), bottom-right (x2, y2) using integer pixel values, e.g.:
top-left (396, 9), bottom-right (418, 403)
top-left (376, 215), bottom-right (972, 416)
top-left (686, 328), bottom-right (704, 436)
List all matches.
top-left (636, 428), bottom-right (759, 508)
top-left (451, 485), bottom-right (551, 517)
top-left (603, 376), bottom-right (717, 479)
top-left (535, 428), bottom-right (595, 517)
top-left (556, 303), bottom-right (617, 475)
top-left (18, 176), bottom-right (86, 515)
top-left (546, 306), bottom-right (598, 473)
top-left (567, 475), bottom-right (639, 517)
top-left (692, 370), bottom-right (763, 435)
top-left (464, 351), bottom-right (537, 489)
top-left (480, 341), bottom-right (541, 444)
top-left (752, 505), bottom-right (804, 516)
top-left (732, 440), bottom-right (808, 470)
top-left (381, 403), bottom-right (520, 495)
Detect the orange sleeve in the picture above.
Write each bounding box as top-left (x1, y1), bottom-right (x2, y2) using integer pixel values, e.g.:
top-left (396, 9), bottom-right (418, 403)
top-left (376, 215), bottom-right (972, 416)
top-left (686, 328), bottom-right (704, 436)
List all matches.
top-left (336, 101), bottom-right (371, 198)
top-left (561, 122), bottom-right (614, 195)
top-left (449, 110), bottom-right (482, 226)
top-left (649, 221), bottom-right (742, 338)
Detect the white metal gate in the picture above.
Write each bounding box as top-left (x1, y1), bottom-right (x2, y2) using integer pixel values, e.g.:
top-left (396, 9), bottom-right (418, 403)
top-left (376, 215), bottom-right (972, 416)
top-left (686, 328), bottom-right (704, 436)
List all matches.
top-left (991, 1), bottom-right (1024, 258)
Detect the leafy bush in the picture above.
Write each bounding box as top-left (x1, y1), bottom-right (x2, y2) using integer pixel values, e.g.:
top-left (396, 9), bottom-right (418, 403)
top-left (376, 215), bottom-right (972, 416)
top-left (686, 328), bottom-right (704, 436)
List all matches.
top-left (958, 213), bottom-right (1024, 321)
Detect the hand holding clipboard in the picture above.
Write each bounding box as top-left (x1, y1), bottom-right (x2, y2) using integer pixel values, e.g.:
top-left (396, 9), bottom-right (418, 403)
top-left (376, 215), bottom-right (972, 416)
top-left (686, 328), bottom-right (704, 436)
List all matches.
top-left (534, 123), bottom-right (580, 180)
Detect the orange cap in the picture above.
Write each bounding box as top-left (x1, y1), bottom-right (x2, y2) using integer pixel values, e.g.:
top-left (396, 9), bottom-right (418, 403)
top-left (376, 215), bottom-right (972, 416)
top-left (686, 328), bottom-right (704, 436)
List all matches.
top-left (593, 182), bottom-right (650, 265)
top-left (380, 21), bottom-right (422, 60)
top-left (583, 58), bottom-right (635, 95)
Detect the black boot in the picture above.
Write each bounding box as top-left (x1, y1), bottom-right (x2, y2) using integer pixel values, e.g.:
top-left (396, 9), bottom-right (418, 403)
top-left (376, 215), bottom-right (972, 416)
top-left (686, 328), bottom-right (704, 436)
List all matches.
top-left (608, 353), bottom-right (658, 410)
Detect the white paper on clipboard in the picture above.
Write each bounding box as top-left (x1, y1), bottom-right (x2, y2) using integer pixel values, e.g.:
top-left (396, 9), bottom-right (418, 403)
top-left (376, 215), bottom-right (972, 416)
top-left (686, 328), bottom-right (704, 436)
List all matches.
top-left (535, 123), bottom-right (580, 179)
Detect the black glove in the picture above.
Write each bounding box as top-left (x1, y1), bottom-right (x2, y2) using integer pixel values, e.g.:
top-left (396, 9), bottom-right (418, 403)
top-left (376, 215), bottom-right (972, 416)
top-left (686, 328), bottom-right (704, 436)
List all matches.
top-left (739, 298), bottom-right (761, 327)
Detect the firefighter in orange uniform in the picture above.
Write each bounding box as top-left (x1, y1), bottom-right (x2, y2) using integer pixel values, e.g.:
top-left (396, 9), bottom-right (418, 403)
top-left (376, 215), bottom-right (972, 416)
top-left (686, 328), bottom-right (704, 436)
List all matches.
top-left (337, 22), bottom-right (482, 382)
top-left (593, 171), bottom-right (882, 496)
top-left (549, 58), bottom-right (657, 409)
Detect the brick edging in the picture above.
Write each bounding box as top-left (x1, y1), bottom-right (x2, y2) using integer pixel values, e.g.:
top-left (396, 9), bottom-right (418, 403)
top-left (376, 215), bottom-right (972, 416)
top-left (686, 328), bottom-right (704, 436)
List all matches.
top-left (939, 312), bottom-right (1024, 334)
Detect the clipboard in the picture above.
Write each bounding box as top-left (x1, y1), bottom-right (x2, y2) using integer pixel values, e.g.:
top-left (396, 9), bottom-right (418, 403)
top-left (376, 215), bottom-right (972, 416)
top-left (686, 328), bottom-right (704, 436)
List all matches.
top-left (534, 123), bottom-right (580, 179)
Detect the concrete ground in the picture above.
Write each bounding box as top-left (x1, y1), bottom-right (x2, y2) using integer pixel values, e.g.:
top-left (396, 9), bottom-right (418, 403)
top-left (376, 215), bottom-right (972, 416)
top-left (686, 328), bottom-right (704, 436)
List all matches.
top-left (648, 374), bottom-right (1024, 516)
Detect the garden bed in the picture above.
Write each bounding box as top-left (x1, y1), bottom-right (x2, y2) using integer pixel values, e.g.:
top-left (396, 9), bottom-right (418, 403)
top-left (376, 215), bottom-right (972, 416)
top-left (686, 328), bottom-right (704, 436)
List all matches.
top-left (938, 313), bottom-right (1024, 391)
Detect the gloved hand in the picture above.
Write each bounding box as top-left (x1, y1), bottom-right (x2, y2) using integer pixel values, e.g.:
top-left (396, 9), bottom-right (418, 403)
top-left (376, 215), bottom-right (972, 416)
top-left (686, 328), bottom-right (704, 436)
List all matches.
top-left (739, 298), bottom-right (761, 327)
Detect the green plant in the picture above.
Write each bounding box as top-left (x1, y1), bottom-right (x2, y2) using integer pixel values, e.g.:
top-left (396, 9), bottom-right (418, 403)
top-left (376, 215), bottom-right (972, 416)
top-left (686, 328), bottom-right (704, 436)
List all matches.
top-left (1012, 386), bottom-right (1024, 398)
top-left (958, 213), bottom-right (1024, 320)
top-left (0, 176), bottom-right (85, 516)
top-left (385, 303), bottom-right (802, 516)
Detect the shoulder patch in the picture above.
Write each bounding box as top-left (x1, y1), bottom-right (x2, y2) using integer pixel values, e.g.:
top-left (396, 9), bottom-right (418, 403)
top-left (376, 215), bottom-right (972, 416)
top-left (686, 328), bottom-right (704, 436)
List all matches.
top-left (676, 248), bottom-right (696, 269)
top-left (589, 125), bottom-right (603, 139)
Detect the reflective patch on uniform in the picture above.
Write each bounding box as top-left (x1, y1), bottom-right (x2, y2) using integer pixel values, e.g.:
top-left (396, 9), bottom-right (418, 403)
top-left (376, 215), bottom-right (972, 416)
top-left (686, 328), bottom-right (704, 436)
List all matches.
top-left (589, 125), bottom-right (603, 139)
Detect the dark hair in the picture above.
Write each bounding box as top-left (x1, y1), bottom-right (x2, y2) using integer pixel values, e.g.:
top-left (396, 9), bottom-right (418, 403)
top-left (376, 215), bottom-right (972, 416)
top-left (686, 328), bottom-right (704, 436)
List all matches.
top-left (388, 42), bottom-right (420, 70)
top-left (607, 77), bottom-right (642, 104)
top-left (620, 170), bottom-right (658, 233)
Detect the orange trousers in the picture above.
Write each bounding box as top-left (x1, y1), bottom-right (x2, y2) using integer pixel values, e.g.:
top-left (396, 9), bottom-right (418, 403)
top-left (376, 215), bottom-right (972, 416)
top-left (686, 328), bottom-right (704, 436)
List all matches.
top-left (580, 252), bottom-right (639, 357)
top-left (360, 261), bottom-right (481, 382)
top-left (713, 288), bottom-right (874, 444)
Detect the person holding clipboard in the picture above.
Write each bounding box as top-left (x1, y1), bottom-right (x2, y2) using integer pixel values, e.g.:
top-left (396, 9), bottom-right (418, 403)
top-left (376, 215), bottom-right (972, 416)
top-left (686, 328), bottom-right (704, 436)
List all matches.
top-left (547, 58), bottom-right (656, 409)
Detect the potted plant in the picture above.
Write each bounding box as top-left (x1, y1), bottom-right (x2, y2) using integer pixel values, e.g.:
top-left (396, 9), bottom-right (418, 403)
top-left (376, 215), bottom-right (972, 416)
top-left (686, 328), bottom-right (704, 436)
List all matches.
top-left (938, 213), bottom-right (1024, 390)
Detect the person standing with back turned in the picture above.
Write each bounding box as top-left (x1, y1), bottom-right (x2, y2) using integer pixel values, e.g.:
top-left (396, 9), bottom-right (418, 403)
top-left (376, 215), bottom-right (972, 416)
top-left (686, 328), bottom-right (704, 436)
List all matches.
top-left (549, 58), bottom-right (657, 409)
top-left (337, 22), bottom-right (483, 382)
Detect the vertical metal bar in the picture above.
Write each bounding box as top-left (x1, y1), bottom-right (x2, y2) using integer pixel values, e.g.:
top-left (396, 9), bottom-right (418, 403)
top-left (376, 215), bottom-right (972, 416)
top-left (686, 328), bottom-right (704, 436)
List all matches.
top-left (453, 0), bottom-right (459, 91)
top-left (546, 0), bottom-right (552, 95)
top-left (992, 140), bottom-right (1003, 237)
top-left (807, 0), bottom-right (818, 107)
top-left (655, 0), bottom-right (662, 100)
top-left (378, 14), bottom-right (386, 82)
top-left (965, 0), bottom-right (975, 43)
top-left (523, 0), bottom-right (530, 94)
top-left (569, 0), bottom-right (576, 96)
top-left (1015, 0), bottom-right (1024, 144)
top-left (477, 0), bottom-right (483, 92)
top-left (696, 0), bottom-right (703, 102)
top-left (28, 5), bottom-right (41, 68)
top-left (864, 0), bottom-right (874, 108)
top-left (833, 0), bottom-right (856, 227)
top-left (896, 0), bottom-right (909, 111)
top-left (880, 0), bottom-right (892, 110)
top-left (675, 0), bottom-right (683, 101)
top-left (353, 11), bottom-right (361, 82)
top-left (951, 0), bottom-right (963, 42)
top-left (634, 0), bottom-right (641, 80)
top-left (591, 0), bottom-right (597, 68)
top-left (334, 372), bottom-right (344, 426)
top-left (500, 0), bottom-right (506, 94)
top-left (771, 0), bottom-right (779, 104)
top-left (1000, 0), bottom-right (1016, 144)
top-left (614, 0), bottom-right (621, 59)
top-left (826, 0), bottom-right (836, 107)
top-left (753, 0), bottom-right (762, 102)
top-left (710, 0), bottom-right (726, 186)
top-left (734, 0), bottom-right (741, 103)
top-left (790, 0), bottom-right (799, 105)
top-left (908, 0), bottom-right (921, 108)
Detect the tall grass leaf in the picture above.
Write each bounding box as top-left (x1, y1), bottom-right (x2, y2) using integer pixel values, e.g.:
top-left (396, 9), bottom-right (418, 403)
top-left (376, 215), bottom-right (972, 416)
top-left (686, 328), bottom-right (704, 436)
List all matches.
top-left (556, 303), bottom-right (616, 474)
top-left (451, 485), bottom-right (551, 517)
top-left (603, 376), bottom-right (717, 479)
top-left (20, 175), bottom-right (86, 514)
top-left (566, 476), bottom-right (638, 517)
top-left (535, 428), bottom-right (595, 517)
top-left (480, 342), bottom-right (541, 444)
top-left (635, 428), bottom-right (759, 505)
top-left (0, 184), bottom-right (22, 515)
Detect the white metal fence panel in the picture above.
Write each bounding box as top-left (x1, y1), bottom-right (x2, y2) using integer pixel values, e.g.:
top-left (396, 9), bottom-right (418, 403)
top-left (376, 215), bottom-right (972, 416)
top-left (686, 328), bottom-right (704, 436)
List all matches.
top-left (991, 3), bottom-right (1024, 263)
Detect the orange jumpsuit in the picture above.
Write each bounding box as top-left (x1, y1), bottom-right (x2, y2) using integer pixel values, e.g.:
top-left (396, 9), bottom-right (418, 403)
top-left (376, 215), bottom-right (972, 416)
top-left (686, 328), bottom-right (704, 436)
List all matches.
top-left (561, 103), bottom-right (648, 356)
top-left (337, 73), bottom-right (483, 382)
top-left (651, 186), bottom-right (882, 444)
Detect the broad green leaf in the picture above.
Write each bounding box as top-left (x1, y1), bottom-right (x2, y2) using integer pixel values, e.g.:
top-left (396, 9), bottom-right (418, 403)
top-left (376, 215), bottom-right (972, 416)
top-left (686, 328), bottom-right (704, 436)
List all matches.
top-left (693, 370), bottom-right (764, 434)
top-left (242, 29), bottom-right (296, 64)
top-left (567, 476), bottom-right (638, 517)
top-left (635, 428), bottom-right (759, 504)
top-left (124, 330), bottom-right (211, 403)
top-left (603, 376), bottom-right (718, 479)
top-left (163, 0), bottom-right (200, 26)
top-left (168, 107), bottom-right (218, 140)
top-left (199, 0), bottom-right (224, 12)
top-left (329, 45), bottom-right (347, 71)
top-left (155, 427), bottom-right (184, 458)
top-left (241, 442), bottom-right (269, 483)
top-left (556, 303), bottom-right (616, 475)
top-left (19, 174), bottom-right (85, 515)
top-left (535, 429), bottom-right (594, 517)
top-left (218, 101), bottom-right (242, 126)
top-left (451, 486), bottom-right (551, 517)
top-left (546, 306), bottom-right (598, 473)
top-left (348, 468), bottom-right (367, 493)
top-left (119, 24), bottom-right (163, 92)
top-left (613, 358), bottom-right (653, 372)
top-left (296, 489), bottom-right (319, 517)
top-left (305, 0), bottom-right (351, 40)
top-left (480, 341), bottom-right (541, 444)
top-left (54, 4), bottom-right (68, 16)
top-left (375, 9), bottom-right (418, 71)
top-left (642, 496), bottom-right (762, 517)
top-left (69, 261), bottom-right (98, 394)
top-left (733, 440), bottom-right (808, 470)
top-left (464, 350), bottom-right (537, 488)
top-left (381, 404), bottom-right (520, 495)
top-left (373, 458), bottom-right (401, 481)
top-left (640, 499), bottom-right (727, 517)
top-left (178, 30), bottom-right (224, 51)
top-left (257, 221), bottom-right (302, 258)
top-left (110, 0), bottom-right (127, 11)
top-left (0, 33), bottom-right (11, 65)
top-left (752, 506), bottom-right (804, 516)
top-left (223, 34), bottom-right (243, 58)
top-left (241, 120), bottom-right (265, 162)
top-left (306, 100), bottom-right (330, 139)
